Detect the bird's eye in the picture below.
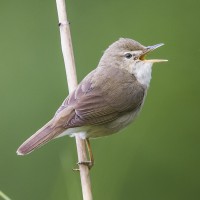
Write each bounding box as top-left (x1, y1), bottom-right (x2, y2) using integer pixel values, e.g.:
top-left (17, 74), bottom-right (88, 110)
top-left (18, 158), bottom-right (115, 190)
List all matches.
top-left (124, 53), bottom-right (132, 59)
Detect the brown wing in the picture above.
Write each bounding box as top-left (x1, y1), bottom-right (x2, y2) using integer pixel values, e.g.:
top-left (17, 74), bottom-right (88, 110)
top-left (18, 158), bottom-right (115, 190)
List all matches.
top-left (54, 66), bottom-right (145, 128)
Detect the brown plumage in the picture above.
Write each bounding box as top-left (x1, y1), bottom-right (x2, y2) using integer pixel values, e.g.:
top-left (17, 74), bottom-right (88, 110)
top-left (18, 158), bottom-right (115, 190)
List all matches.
top-left (17, 38), bottom-right (166, 155)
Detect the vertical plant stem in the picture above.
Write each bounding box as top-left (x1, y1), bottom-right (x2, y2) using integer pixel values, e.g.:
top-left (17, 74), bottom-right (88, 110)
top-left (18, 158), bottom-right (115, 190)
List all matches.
top-left (55, 0), bottom-right (93, 200)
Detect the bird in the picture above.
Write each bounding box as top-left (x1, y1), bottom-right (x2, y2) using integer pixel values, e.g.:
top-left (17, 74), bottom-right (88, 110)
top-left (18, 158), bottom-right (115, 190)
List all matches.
top-left (17, 38), bottom-right (167, 167)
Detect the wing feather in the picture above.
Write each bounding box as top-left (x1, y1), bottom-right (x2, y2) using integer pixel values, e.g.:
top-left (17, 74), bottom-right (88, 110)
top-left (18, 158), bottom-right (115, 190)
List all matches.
top-left (54, 67), bottom-right (145, 128)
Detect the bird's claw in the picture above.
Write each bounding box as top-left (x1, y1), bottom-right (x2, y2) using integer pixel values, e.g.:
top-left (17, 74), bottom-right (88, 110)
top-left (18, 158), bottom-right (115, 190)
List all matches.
top-left (78, 161), bottom-right (94, 170)
top-left (72, 160), bottom-right (94, 171)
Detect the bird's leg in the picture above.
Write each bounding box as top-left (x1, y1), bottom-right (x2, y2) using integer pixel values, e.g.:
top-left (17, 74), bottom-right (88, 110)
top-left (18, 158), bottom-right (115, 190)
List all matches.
top-left (75, 138), bottom-right (94, 170)
top-left (85, 138), bottom-right (94, 168)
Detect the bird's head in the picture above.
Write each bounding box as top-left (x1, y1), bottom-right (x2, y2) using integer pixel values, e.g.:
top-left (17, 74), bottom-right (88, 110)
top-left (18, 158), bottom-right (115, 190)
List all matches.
top-left (99, 38), bottom-right (167, 87)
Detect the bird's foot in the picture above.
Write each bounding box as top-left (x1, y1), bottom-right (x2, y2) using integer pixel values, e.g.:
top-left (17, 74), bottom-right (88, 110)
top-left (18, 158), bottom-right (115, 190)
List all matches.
top-left (72, 139), bottom-right (94, 171)
top-left (73, 160), bottom-right (94, 171)
top-left (78, 160), bottom-right (94, 169)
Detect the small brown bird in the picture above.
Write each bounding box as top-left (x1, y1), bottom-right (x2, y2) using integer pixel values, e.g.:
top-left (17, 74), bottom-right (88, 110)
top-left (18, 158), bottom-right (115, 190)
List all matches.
top-left (17, 38), bottom-right (167, 163)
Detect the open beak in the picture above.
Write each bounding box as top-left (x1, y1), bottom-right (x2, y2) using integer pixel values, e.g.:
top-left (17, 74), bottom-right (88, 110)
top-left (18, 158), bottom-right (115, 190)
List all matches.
top-left (140, 43), bottom-right (168, 63)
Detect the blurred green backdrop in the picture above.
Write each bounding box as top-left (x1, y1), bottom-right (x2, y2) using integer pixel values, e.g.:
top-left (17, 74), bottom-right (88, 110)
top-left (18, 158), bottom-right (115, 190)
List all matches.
top-left (0, 0), bottom-right (200, 200)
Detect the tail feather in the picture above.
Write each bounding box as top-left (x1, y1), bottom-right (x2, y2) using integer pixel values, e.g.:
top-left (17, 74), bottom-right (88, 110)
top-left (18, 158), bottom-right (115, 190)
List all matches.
top-left (17, 119), bottom-right (65, 155)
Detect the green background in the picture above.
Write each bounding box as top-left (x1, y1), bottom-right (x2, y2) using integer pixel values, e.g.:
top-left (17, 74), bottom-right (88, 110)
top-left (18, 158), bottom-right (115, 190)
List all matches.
top-left (0, 0), bottom-right (200, 200)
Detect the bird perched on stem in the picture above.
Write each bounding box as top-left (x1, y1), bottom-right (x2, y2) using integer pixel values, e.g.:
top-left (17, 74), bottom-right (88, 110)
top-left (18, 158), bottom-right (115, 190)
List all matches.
top-left (17, 38), bottom-right (167, 168)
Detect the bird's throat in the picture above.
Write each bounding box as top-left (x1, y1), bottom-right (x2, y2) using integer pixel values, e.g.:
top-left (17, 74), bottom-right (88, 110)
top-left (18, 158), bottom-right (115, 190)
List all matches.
top-left (131, 61), bottom-right (153, 87)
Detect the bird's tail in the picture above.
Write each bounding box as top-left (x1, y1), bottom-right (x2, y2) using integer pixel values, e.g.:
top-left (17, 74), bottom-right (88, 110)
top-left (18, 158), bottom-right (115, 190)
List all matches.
top-left (17, 119), bottom-right (65, 155)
